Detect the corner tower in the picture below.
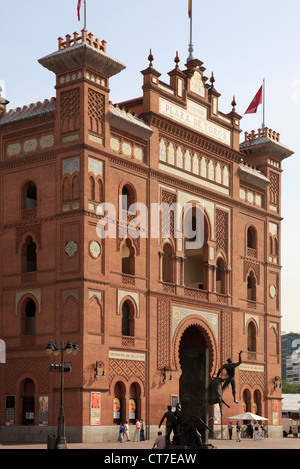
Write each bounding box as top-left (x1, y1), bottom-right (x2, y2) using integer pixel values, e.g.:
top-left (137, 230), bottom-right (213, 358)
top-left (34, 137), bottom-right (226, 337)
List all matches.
top-left (39, 29), bottom-right (126, 147)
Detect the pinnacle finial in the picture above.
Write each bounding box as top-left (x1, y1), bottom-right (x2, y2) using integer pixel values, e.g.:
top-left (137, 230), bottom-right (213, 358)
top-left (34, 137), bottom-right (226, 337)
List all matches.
top-left (174, 51), bottom-right (180, 69)
top-left (231, 95), bottom-right (237, 111)
top-left (210, 72), bottom-right (215, 88)
top-left (148, 49), bottom-right (154, 67)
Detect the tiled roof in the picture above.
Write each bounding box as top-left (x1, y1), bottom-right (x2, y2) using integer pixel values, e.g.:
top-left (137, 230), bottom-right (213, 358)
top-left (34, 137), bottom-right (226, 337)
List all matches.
top-left (108, 103), bottom-right (153, 140)
top-left (238, 162), bottom-right (270, 189)
top-left (0, 97), bottom-right (56, 127)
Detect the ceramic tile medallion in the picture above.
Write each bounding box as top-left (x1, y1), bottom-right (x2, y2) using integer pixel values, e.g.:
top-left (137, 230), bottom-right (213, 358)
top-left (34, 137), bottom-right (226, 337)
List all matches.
top-left (7, 143), bottom-right (21, 157)
top-left (40, 134), bottom-right (54, 148)
top-left (89, 241), bottom-right (101, 258)
top-left (23, 139), bottom-right (38, 153)
top-left (65, 240), bottom-right (78, 257)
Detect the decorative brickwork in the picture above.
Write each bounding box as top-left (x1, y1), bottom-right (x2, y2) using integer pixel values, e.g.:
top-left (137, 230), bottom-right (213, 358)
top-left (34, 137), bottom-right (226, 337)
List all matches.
top-left (239, 370), bottom-right (265, 395)
top-left (243, 259), bottom-right (261, 285)
top-left (269, 171), bottom-right (279, 206)
top-left (16, 223), bottom-right (41, 252)
top-left (161, 190), bottom-right (176, 241)
top-left (4, 358), bottom-right (49, 394)
top-left (216, 209), bottom-right (228, 256)
top-left (61, 87), bottom-right (80, 132)
top-left (157, 297), bottom-right (171, 370)
top-left (109, 359), bottom-right (146, 383)
top-left (88, 88), bottom-right (105, 134)
top-left (220, 310), bottom-right (232, 366)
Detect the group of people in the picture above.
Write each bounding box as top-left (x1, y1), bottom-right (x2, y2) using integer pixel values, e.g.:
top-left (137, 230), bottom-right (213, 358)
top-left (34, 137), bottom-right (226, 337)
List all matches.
top-left (228, 421), bottom-right (268, 441)
top-left (118, 419), bottom-right (146, 442)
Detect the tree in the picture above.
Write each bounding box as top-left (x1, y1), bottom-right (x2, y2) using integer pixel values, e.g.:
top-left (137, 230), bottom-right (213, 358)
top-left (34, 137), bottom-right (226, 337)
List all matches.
top-left (281, 380), bottom-right (300, 394)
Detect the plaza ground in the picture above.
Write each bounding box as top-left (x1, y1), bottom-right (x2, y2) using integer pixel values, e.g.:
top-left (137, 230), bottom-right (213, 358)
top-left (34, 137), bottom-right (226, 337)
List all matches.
top-left (0, 436), bottom-right (299, 450)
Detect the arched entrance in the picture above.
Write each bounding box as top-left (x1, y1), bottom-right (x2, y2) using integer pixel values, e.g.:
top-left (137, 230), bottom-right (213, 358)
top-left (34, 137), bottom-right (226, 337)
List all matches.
top-left (178, 325), bottom-right (211, 444)
top-left (21, 378), bottom-right (35, 425)
top-left (113, 381), bottom-right (126, 425)
top-left (129, 382), bottom-right (141, 424)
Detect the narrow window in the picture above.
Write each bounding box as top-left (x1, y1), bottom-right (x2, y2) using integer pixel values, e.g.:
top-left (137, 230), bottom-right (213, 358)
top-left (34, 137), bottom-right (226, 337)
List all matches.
top-left (247, 272), bottom-right (256, 301)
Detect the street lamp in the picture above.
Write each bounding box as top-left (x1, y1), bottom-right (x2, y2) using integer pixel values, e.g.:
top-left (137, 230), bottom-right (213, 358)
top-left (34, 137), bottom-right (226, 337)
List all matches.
top-left (46, 340), bottom-right (79, 449)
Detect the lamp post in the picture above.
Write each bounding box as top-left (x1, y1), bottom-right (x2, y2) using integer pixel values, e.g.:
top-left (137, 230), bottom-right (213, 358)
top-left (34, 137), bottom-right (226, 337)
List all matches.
top-left (46, 340), bottom-right (79, 449)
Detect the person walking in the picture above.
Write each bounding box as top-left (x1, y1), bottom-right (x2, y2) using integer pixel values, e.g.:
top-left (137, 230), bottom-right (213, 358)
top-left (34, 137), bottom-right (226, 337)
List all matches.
top-left (124, 421), bottom-right (130, 441)
top-left (228, 422), bottom-right (233, 440)
top-left (236, 421), bottom-right (241, 442)
top-left (140, 419), bottom-right (145, 441)
top-left (119, 422), bottom-right (124, 443)
top-left (133, 419), bottom-right (141, 442)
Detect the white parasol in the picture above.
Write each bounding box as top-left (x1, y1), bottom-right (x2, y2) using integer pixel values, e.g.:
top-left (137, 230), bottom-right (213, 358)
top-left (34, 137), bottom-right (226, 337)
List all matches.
top-left (227, 412), bottom-right (268, 421)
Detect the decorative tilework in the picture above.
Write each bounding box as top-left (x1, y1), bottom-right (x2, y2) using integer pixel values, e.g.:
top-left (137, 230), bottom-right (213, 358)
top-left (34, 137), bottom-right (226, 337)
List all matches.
top-left (88, 157), bottom-right (103, 176)
top-left (63, 157), bottom-right (80, 175)
top-left (40, 134), bottom-right (54, 148)
top-left (172, 305), bottom-right (219, 343)
top-left (89, 291), bottom-right (102, 301)
top-left (63, 290), bottom-right (79, 301)
top-left (7, 143), bottom-right (21, 157)
top-left (23, 139), bottom-right (37, 153)
top-left (65, 240), bottom-right (78, 256)
top-left (117, 290), bottom-right (140, 317)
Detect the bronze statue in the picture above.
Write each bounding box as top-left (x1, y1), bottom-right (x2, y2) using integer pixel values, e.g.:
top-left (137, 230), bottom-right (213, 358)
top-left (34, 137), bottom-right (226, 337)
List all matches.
top-left (216, 351), bottom-right (242, 403)
top-left (208, 377), bottom-right (231, 415)
top-left (183, 414), bottom-right (213, 448)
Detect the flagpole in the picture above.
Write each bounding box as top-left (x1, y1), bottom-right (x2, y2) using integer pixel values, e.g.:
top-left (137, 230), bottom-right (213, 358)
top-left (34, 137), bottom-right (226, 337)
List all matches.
top-left (84, 0), bottom-right (87, 29)
top-left (262, 78), bottom-right (265, 131)
top-left (187, 0), bottom-right (194, 61)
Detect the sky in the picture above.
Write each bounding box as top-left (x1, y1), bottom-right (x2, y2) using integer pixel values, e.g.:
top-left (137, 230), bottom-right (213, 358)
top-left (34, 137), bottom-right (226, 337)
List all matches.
top-left (0, 0), bottom-right (299, 333)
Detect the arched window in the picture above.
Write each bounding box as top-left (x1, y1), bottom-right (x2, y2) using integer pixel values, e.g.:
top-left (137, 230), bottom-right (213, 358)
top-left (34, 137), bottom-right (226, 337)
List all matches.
top-left (254, 390), bottom-right (262, 416)
top-left (274, 237), bottom-right (279, 256)
top-left (269, 236), bottom-right (273, 255)
top-left (121, 300), bottom-right (134, 337)
top-left (247, 226), bottom-right (257, 251)
top-left (162, 243), bottom-right (174, 283)
top-left (22, 182), bottom-right (37, 210)
top-left (89, 176), bottom-right (95, 200)
top-left (121, 184), bottom-right (136, 212)
top-left (216, 257), bottom-right (226, 294)
top-left (72, 175), bottom-right (80, 200)
top-left (21, 379), bottom-right (35, 425)
top-left (247, 271), bottom-right (256, 301)
top-left (98, 179), bottom-right (104, 203)
top-left (62, 178), bottom-right (71, 202)
top-left (22, 236), bottom-right (37, 272)
top-left (122, 239), bottom-right (135, 275)
top-left (242, 389), bottom-right (251, 413)
top-left (184, 205), bottom-right (208, 289)
top-left (22, 299), bottom-right (36, 335)
top-left (247, 321), bottom-right (257, 352)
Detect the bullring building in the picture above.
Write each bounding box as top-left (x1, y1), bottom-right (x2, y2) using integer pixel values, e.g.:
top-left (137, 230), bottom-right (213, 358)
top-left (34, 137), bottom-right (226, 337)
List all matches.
top-left (0, 28), bottom-right (293, 442)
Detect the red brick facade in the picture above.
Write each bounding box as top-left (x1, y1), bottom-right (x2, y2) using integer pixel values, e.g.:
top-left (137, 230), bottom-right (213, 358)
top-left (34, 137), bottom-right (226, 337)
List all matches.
top-left (0, 30), bottom-right (293, 442)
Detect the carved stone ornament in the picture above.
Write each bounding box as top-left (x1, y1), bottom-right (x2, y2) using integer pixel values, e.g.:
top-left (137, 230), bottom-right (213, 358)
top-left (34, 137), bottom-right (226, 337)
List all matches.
top-left (65, 240), bottom-right (78, 257)
top-left (89, 241), bottom-right (101, 258)
top-left (269, 284), bottom-right (277, 299)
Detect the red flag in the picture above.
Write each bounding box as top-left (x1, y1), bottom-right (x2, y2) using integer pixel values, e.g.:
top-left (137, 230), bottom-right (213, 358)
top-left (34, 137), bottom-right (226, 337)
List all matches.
top-left (245, 86), bottom-right (263, 114)
top-left (77, 0), bottom-right (82, 21)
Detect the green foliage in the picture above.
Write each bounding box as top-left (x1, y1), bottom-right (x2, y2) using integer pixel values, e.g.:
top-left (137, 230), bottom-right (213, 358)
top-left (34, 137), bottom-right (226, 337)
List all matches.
top-left (282, 380), bottom-right (300, 394)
